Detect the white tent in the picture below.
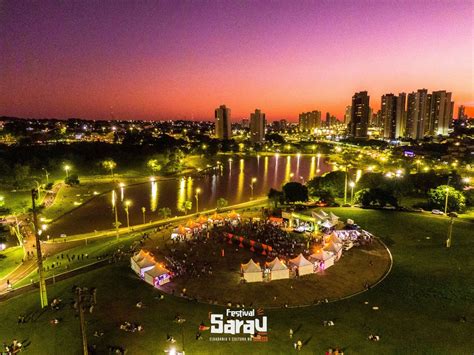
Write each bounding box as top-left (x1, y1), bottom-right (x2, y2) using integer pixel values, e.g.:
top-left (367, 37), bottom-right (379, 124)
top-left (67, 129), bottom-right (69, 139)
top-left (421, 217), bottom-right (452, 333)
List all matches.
top-left (329, 212), bottom-right (340, 224)
top-left (289, 254), bottom-right (314, 276)
top-left (241, 259), bottom-right (263, 283)
top-left (134, 253), bottom-right (156, 277)
top-left (324, 241), bottom-right (343, 260)
top-left (319, 210), bottom-right (329, 217)
top-left (309, 250), bottom-right (336, 270)
top-left (266, 257), bottom-right (289, 280)
top-left (130, 250), bottom-right (149, 274)
top-left (327, 232), bottom-right (343, 245)
top-left (321, 220), bottom-right (334, 229)
top-left (144, 264), bottom-right (171, 286)
top-left (311, 211), bottom-right (327, 222)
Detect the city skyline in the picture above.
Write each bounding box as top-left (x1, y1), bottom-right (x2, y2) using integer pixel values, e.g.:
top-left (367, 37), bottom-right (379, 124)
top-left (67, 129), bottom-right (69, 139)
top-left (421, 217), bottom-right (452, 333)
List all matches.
top-left (1, 1), bottom-right (473, 121)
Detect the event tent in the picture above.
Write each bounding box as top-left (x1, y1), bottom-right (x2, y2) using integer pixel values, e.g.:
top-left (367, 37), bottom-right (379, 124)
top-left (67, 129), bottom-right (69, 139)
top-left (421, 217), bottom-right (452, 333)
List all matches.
top-left (144, 264), bottom-right (171, 286)
top-left (327, 232), bottom-right (343, 245)
top-left (289, 254), bottom-right (314, 276)
top-left (309, 250), bottom-right (336, 270)
top-left (241, 259), bottom-right (263, 283)
top-left (131, 251), bottom-right (155, 277)
top-left (324, 241), bottom-right (343, 260)
top-left (134, 253), bottom-right (156, 277)
top-left (266, 257), bottom-right (290, 280)
top-left (321, 220), bottom-right (335, 229)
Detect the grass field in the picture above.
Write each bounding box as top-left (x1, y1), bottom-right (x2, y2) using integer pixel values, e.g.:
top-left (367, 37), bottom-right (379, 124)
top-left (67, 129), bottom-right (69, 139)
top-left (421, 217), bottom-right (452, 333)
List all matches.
top-left (0, 209), bottom-right (473, 354)
top-left (0, 246), bottom-right (24, 279)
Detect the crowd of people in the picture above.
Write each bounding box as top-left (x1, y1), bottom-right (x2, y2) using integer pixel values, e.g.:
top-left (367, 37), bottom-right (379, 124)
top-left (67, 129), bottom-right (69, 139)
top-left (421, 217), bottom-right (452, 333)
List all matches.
top-left (213, 219), bottom-right (308, 260)
top-left (164, 233), bottom-right (214, 279)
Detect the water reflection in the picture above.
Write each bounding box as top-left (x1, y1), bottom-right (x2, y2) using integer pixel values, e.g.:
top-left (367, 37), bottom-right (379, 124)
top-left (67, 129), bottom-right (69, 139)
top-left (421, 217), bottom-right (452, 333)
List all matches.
top-left (309, 156), bottom-right (316, 180)
top-left (176, 178), bottom-right (185, 212)
top-left (285, 156), bottom-right (291, 182)
top-left (49, 155), bottom-right (333, 237)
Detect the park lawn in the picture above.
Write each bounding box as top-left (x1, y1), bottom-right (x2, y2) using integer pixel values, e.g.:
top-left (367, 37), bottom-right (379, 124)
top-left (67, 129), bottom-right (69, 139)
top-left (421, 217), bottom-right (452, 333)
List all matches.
top-left (0, 209), bottom-right (473, 354)
top-left (42, 175), bottom-right (149, 221)
top-left (14, 234), bottom-right (140, 288)
top-left (0, 246), bottom-right (24, 279)
top-left (0, 189), bottom-right (31, 215)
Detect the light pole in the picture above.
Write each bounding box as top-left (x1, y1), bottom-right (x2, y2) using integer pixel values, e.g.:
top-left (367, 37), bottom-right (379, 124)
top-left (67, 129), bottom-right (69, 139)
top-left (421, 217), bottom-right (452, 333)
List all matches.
top-left (250, 177), bottom-right (257, 199)
top-left (195, 188), bottom-right (201, 213)
top-left (446, 213), bottom-right (456, 248)
top-left (141, 207), bottom-right (146, 224)
top-left (42, 168), bottom-right (49, 184)
top-left (349, 181), bottom-right (355, 206)
top-left (444, 176), bottom-right (451, 214)
top-left (343, 166), bottom-right (348, 205)
top-left (124, 200), bottom-right (132, 229)
top-left (300, 176), bottom-right (305, 185)
top-left (64, 165), bottom-right (71, 179)
top-left (31, 189), bottom-right (48, 308)
top-left (289, 172), bottom-right (294, 181)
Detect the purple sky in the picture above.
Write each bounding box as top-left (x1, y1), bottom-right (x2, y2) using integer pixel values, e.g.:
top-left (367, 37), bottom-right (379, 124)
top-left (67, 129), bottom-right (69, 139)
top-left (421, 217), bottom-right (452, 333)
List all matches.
top-left (1, 0), bottom-right (472, 120)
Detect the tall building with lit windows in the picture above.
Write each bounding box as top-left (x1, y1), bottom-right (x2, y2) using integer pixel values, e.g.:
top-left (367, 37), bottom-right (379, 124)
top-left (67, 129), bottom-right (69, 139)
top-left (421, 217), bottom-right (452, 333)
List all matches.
top-left (298, 110), bottom-right (321, 132)
top-left (215, 105), bottom-right (231, 139)
top-left (381, 92), bottom-right (406, 139)
top-left (406, 89), bottom-right (430, 139)
top-left (349, 91), bottom-right (370, 138)
top-left (428, 90), bottom-right (453, 136)
top-left (250, 109), bottom-right (266, 143)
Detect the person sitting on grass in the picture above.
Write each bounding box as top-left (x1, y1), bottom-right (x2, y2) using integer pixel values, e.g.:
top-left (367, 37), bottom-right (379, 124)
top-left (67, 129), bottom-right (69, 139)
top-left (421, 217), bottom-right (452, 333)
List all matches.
top-left (368, 334), bottom-right (380, 341)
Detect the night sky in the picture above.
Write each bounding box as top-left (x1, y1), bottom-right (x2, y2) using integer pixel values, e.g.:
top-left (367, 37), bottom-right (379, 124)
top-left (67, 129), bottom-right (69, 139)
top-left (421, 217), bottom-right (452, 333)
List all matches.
top-left (1, 0), bottom-right (472, 121)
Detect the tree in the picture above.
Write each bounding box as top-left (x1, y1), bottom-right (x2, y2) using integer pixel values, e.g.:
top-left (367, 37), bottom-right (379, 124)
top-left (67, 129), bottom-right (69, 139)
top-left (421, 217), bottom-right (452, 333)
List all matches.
top-left (268, 188), bottom-right (284, 208)
top-left (307, 171), bottom-right (345, 198)
top-left (355, 188), bottom-right (398, 208)
top-left (428, 185), bottom-right (466, 212)
top-left (159, 207), bottom-right (172, 219)
top-left (65, 174), bottom-right (80, 186)
top-left (217, 198), bottom-right (228, 210)
top-left (178, 200), bottom-right (192, 215)
top-left (147, 158), bottom-right (163, 174)
top-left (101, 159), bottom-right (117, 176)
top-left (282, 182), bottom-right (308, 203)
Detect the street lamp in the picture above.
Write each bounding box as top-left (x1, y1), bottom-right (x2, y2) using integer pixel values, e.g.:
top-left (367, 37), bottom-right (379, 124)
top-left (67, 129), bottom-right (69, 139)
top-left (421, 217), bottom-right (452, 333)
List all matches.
top-left (124, 200), bottom-right (132, 229)
top-left (300, 176), bottom-right (305, 184)
top-left (42, 168), bottom-right (49, 184)
top-left (289, 172), bottom-right (294, 181)
top-left (250, 177), bottom-right (257, 199)
top-left (444, 177), bottom-right (451, 214)
top-left (195, 188), bottom-right (201, 213)
top-left (349, 181), bottom-right (355, 206)
top-left (64, 165), bottom-right (71, 178)
top-left (141, 207), bottom-right (146, 224)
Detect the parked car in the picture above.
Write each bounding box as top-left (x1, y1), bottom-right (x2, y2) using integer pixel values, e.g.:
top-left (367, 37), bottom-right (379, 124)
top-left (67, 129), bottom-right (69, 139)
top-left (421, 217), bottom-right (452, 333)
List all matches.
top-left (431, 209), bottom-right (444, 215)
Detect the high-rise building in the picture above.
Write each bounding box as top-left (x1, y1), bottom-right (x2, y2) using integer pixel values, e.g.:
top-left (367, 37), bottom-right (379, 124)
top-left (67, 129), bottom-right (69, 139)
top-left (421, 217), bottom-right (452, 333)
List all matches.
top-left (241, 118), bottom-right (249, 129)
top-left (325, 112), bottom-right (331, 128)
top-left (344, 106), bottom-right (352, 125)
top-left (406, 89), bottom-right (430, 139)
top-left (428, 90), bottom-right (453, 136)
top-left (395, 93), bottom-right (407, 138)
top-left (299, 111), bottom-right (321, 131)
top-left (381, 94), bottom-right (397, 139)
top-left (215, 105), bottom-right (231, 140)
top-left (250, 109), bottom-right (266, 143)
top-left (458, 105), bottom-right (466, 120)
top-left (349, 91), bottom-right (370, 138)
top-left (381, 93), bottom-right (406, 139)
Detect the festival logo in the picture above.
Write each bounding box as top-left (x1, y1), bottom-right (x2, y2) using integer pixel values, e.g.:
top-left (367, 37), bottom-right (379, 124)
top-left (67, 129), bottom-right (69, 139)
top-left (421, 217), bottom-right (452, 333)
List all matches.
top-left (207, 308), bottom-right (268, 342)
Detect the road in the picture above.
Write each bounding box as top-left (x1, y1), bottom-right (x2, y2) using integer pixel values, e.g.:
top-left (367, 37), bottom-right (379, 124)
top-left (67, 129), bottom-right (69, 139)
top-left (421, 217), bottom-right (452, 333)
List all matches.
top-left (0, 197), bottom-right (267, 295)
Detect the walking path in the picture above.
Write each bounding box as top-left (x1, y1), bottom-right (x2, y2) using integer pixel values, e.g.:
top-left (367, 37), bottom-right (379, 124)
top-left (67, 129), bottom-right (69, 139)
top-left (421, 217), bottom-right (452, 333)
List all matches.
top-left (0, 197), bottom-right (267, 295)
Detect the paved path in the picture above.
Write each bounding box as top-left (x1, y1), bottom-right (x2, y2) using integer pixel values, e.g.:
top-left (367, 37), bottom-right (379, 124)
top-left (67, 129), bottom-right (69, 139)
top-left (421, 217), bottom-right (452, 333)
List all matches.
top-left (0, 197), bottom-right (267, 294)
